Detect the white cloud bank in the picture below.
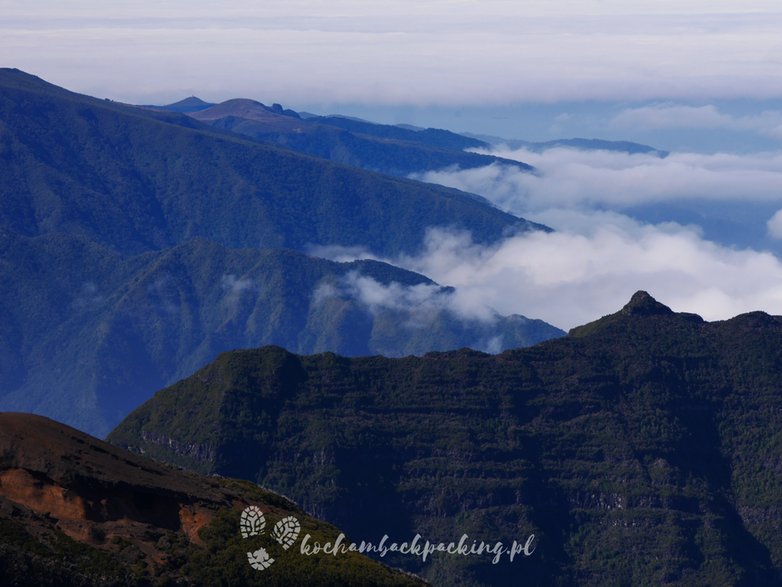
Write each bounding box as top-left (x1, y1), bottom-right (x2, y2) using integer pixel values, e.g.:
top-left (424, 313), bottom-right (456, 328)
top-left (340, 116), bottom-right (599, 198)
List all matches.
top-left (767, 209), bottom-right (782, 239)
top-left (3, 1), bottom-right (782, 104)
top-left (320, 226), bottom-right (782, 331)
top-left (416, 148), bottom-right (782, 215)
top-left (360, 145), bottom-right (782, 330)
top-left (313, 270), bottom-right (498, 324)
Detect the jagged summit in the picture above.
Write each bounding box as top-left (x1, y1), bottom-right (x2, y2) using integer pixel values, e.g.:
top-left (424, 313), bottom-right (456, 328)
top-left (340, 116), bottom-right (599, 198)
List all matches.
top-left (621, 290), bottom-right (674, 316)
top-left (569, 291), bottom-right (695, 338)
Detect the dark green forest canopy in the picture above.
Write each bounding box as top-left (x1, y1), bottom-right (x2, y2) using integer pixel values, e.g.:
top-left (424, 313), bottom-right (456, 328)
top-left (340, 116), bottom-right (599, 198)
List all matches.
top-left (111, 292), bottom-right (782, 586)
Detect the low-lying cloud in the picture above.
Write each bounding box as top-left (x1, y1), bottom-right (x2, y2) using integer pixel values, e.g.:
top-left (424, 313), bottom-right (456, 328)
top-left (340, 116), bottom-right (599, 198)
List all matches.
top-left (767, 209), bottom-right (782, 239)
top-left (398, 147), bottom-right (782, 329)
top-left (72, 281), bottom-right (104, 309)
top-left (221, 274), bottom-right (254, 296)
top-left (313, 270), bottom-right (498, 325)
top-left (311, 270), bottom-right (516, 353)
top-left (416, 148), bottom-right (782, 214)
top-left (321, 226), bottom-right (782, 331)
top-left (221, 274), bottom-right (255, 312)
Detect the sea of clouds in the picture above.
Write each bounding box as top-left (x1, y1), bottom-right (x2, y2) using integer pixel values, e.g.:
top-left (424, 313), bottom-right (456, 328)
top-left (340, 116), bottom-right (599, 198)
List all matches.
top-left (318, 144), bottom-right (782, 331)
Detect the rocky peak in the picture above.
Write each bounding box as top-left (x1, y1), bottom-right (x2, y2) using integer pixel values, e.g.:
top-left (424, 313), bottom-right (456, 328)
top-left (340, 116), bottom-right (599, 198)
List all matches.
top-left (621, 291), bottom-right (674, 316)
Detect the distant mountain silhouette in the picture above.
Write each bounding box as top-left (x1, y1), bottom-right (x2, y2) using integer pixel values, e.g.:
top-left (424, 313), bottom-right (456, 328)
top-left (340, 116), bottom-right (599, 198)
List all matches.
top-left (174, 98), bottom-right (536, 177)
top-left (152, 95), bottom-right (215, 113)
top-left (1, 68), bottom-right (540, 256)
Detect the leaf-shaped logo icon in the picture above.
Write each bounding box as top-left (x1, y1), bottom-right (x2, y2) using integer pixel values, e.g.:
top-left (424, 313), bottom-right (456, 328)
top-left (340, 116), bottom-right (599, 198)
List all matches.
top-left (240, 506), bottom-right (301, 570)
top-left (272, 516), bottom-right (301, 550)
top-left (240, 505), bottom-right (266, 539)
top-left (247, 547), bottom-right (275, 571)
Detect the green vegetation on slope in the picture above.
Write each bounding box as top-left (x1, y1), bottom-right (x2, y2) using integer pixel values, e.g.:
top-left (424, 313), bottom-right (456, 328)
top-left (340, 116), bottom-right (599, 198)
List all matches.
top-left (111, 293), bottom-right (782, 586)
top-left (0, 413), bottom-right (426, 586)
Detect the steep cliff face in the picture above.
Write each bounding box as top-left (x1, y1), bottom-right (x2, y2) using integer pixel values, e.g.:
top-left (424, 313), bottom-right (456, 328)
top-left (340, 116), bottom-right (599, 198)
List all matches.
top-left (0, 413), bottom-right (427, 586)
top-left (111, 293), bottom-right (782, 586)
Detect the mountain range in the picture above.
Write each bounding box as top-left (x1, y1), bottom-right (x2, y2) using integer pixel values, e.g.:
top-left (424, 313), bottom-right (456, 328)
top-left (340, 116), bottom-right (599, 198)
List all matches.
top-left (150, 97), bottom-right (536, 178)
top-left (4, 67), bottom-right (781, 587)
top-left (1, 69), bottom-right (540, 255)
top-left (111, 292), bottom-right (782, 586)
top-left (0, 68), bottom-right (562, 436)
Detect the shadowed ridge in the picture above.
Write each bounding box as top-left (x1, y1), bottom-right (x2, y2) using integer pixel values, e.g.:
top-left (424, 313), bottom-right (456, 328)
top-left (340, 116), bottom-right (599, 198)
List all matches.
top-left (0, 68), bottom-right (539, 254)
top-left (109, 292), bottom-right (782, 585)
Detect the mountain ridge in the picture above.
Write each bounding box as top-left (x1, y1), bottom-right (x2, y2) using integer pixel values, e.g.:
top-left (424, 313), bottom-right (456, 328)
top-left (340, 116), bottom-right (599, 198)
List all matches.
top-left (1, 67), bottom-right (543, 256)
top-left (0, 68), bottom-right (562, 436)
top-left (178, 97), bottom-right (537, 177)
top-left (110, 292), bottom-right (782, 585)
